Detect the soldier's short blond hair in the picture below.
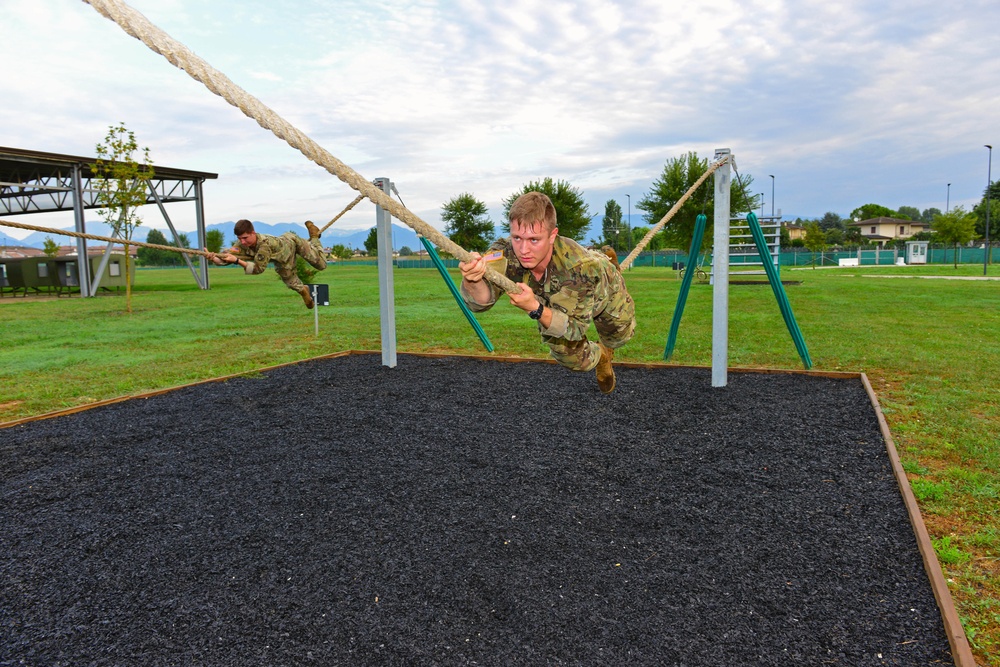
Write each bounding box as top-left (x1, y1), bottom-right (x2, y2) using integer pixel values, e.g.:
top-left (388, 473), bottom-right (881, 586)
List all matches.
top-left (508, 192), bottom-right (557, 232)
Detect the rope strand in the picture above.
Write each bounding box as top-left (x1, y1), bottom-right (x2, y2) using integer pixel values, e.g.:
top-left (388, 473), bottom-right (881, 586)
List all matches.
top-left (320, 194), bottom-right (365, 233)
top-left (0, 218), bottom-right (214, 258)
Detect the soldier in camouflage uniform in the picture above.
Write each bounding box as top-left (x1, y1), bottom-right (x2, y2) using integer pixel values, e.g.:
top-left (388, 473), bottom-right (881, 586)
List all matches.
top-left (206, 219), bottom-right (327, 309)
top-left (459, 192), bottom-right (635, 393)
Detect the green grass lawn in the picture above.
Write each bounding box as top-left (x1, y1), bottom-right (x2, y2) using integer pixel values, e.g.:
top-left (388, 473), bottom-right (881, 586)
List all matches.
top-left (2, 262), bottom-right (999, 663)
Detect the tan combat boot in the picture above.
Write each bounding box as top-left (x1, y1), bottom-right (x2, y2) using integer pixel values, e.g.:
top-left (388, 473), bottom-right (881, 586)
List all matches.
top-left (601, 245), bottom-right (621, 271)
top-left (595, 341), bottom-right (616, 394)
top-left (298, 285), bottom-right (315, 309)
top-left (305, 220), bottom-right (321, 240)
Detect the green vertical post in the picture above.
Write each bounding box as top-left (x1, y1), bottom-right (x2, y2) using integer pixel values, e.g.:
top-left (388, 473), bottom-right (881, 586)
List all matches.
top-left (745, 212), bottom-right (812, 369)
top-left (418, 236), bottom-right (494, 352)
top-left (664, 214), bottom-right (708, 360)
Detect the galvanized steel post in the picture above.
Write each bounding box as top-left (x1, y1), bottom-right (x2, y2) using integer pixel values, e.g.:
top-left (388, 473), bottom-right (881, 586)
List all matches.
top-left (374, 177), bottom-right (397, 368)
top-left (711, 149), bottom-right (731, 388)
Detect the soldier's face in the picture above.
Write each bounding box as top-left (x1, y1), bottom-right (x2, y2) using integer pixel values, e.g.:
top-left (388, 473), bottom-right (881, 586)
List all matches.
top-left (510, 219), bottom-right (557, 271)
top-left (237, 232), bottom-right (257, 247)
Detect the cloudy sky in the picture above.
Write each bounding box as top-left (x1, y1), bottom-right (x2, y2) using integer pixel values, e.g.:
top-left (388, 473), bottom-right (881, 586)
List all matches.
top-left (2, 0), bottom-right (998, 242)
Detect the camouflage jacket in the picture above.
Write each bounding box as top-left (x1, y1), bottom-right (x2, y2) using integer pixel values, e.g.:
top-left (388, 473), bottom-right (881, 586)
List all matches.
top-left (460, 235), bottom-right (620, 342)
top-left (229, 233), bottom-right (297, 275)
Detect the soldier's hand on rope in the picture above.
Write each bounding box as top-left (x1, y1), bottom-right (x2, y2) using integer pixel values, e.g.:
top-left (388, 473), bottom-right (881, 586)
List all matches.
top-left (508, 282), bottom-right (539, 313)
top-left (458, 252), bottom-right (487, 283)
top-left (204, 248), bottom-right (225, 265)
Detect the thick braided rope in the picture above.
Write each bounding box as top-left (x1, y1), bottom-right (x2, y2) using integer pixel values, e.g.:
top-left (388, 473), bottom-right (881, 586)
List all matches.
top-left (320, 194), bottom-right (365, 233)
top-left (620, 155), bottom-right (730, 271)
top-left (0, 218), bottom-right (213, 258)
top-left (82, 0), bottom-right (519, 295)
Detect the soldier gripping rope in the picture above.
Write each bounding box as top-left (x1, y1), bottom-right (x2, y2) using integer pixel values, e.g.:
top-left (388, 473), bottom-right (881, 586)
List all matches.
top-left (205, 219), bottom-right (327, 309)
top-left (459, 191), bottom-right (636, 394)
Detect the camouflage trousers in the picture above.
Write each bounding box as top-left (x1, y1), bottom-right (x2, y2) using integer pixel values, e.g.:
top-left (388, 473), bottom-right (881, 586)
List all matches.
top-left (544, 268), bottom-right (636, 372)
top-left (275, 233), bottom-right (327, 291)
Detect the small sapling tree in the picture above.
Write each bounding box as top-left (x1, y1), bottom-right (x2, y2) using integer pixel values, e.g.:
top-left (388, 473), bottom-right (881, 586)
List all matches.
top-left (92, 122), bottom-right (154, 313)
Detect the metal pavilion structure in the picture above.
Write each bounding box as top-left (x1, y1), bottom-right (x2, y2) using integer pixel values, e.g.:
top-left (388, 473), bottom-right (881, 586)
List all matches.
top-left (0, 146), bottom-right (217, 296)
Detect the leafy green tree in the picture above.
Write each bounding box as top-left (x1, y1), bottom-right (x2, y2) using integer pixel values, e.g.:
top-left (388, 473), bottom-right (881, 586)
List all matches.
top-left (824, 228), bottom-right (845, 246)
top-left (295, 256), bottom-right (317, 286)
top-left (176, 232), bottom-right (191, 249)
top-left (206, 229), bottom-right (225, 254)
top-left (442, 193), bottom-right (494, 252)
top-left (501, 178), bottom-right (590, 241)
top-left (844, 226), bottom-right (865, 245)
top-left (896, 206), bottom-right (920, 221)
top-left (43, 237), bottom-right (59, 258)
top-left (818, 212), bottom-right (844, 231)
top-left (330, 244), bottom-right (353, 260)
top-left (973, 183), bottom-right (1000, 258)
top-left (363, 227), bottom-right (378, 255)
top-left (598, 199), bottom-right (629, 251)
top-left (636, 151), bottom-right (755, 253)
top-left (92, 122), bottom-right (154, 313)
top-left (803, 222), bottom-right (826, 268)
top-left (399, 245), bottom-right (414, 256)
top-left (137, 228), bottom-right (172, 266)
top-left (933, 206), bottom-right (977, 268)
top-left (921, 208), bottom-right (940, 223)
top-left (850, 203), bottom-right (897, 221)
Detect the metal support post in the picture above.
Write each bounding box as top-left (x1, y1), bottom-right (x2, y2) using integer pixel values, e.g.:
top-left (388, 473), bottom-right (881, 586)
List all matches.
top-left (374, 177), bottom-right (397, 367)
top-left (71, 164), bottom-right (92, 297)
top-left (195, 179), bottom-right (210, 289)
top-left (711, 148), bottom-right (731, 388)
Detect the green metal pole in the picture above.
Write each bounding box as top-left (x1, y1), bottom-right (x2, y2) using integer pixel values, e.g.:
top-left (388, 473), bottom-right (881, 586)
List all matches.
top-left (664, 214), bottom-right (708, 360)
top-left (418, 236), bottom-right (494, 352)
top-left (745, 212), bottom-right (812, 369)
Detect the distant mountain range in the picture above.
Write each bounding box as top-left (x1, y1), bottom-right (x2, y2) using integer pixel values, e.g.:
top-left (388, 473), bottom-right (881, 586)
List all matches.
top-left (5, 220), bottom-right (427, 252)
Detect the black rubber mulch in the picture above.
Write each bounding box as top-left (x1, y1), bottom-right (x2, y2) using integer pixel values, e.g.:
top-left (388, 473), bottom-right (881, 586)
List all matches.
top-left (1, 354), bottom-right (953, 666)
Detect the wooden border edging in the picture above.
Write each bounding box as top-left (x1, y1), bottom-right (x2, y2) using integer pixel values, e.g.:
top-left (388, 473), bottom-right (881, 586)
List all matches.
top-left (860, 373), bottom-right (976, 666)
top-left (0, 352), bottom-right (977, 664)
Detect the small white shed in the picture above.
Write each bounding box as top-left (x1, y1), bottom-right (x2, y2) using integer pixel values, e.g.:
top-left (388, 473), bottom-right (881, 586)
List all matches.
top-left (906, 240), bottom-right (928, 265)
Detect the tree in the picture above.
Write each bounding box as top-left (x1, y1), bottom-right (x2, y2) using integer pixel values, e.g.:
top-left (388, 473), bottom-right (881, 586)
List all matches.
top-left (597, 199), bottom-right (629, 251)
top-left (850, 203), bottom-right (896, 221)
top-left (295, 256), bottom-right (317, 286)
top-left (501, 178), bottom-right (590, 241)
top-left (364, 227), bottom-right (378, 255)
top-left (330, 244), bottom-right (353, 260)
top-left (803, 222), bottom-right (826, 268)
top-left (973, 182), bottom-right (1000, 256)
top-left (398, 245), bottom-right (414, 257)
top-left (844, 226), bottom-right (865, 245)
top-left (43, 237), bottom-right (59, 258)
top-left (442, 193), bottom-right (494, 252)
top-left (92, 122), bottom-right (154, 313)
top-left (818, 211), bottom-right (844, 232)
top-left (636, 151), bottom-right (755, 253)
top-left (920, 208), bottom-right (941, 223)
top-left (933, 206), bottom-right (977, 268)
top-left (206, 229), bottom-right (225, 254)
top-left (137, 228), bottom-right (173, 266)
top-left (896, 206), bottom-right (920, 221)
top-left (824, 228), bottom-right (845, 246)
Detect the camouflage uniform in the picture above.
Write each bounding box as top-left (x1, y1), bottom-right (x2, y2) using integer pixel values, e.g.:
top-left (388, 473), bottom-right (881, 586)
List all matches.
top-left (461, 235), bottom-right (635, 371)
top-left (231, 232), bottom-right (327, 292)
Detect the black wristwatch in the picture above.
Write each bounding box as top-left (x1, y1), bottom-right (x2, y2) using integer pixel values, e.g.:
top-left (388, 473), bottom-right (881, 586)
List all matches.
top-left (528, 302), bottom-right (544, 320)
